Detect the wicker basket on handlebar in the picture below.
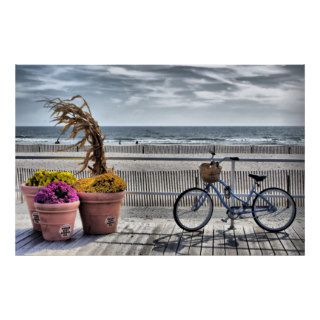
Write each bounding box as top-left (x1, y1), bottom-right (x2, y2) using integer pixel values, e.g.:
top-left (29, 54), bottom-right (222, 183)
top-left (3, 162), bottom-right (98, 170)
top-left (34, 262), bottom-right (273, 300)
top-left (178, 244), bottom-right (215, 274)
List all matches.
top-left (199, 162), bottom-right (222, 183)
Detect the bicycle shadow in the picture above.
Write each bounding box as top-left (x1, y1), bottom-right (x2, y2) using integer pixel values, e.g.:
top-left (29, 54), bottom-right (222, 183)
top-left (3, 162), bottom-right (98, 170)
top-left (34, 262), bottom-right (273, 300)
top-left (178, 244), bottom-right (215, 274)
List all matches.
top-left (161, 227), bottom-right (293, 255)
top-left (154, 230), bottom-right (210, 255)
top-left (216, 228), bottom-right (292, 250)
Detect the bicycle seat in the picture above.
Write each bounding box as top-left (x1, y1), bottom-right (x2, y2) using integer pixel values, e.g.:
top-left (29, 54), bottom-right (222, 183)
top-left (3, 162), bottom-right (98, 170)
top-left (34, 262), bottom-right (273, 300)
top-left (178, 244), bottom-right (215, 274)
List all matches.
top-left (248, 174), bottom-right (267, 182)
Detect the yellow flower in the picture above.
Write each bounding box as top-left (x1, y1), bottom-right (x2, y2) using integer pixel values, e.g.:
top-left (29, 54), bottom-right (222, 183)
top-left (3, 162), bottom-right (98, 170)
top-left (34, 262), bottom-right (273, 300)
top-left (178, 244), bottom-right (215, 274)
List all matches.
top-left (73, 172), bottom-right (126, 193)
top-left (26, 170), bottom-right (77, 186)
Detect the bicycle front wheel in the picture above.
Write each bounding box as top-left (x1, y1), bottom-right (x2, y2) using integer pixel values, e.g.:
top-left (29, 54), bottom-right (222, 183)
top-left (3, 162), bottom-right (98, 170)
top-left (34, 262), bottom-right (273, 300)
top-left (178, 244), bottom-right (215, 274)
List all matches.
top-left (173, 187), bottom-right (213, 232)
top-left (252, 187), bottom-right (296, 232)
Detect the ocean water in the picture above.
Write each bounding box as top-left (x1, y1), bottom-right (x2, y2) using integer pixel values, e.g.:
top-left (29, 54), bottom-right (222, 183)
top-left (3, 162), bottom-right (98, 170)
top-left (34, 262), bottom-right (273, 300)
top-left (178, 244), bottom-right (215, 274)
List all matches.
top-left (15, 126), bottom-right (305, 146)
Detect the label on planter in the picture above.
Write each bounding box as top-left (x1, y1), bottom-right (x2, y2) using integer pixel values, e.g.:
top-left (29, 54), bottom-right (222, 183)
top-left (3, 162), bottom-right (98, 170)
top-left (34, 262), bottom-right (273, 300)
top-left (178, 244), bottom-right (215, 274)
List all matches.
top-left (59, 224), bottom-right (71, 238)
top-left (32, 212), bottom-right (40, 224)
top-left (105, 216), bottom-right (116, 227)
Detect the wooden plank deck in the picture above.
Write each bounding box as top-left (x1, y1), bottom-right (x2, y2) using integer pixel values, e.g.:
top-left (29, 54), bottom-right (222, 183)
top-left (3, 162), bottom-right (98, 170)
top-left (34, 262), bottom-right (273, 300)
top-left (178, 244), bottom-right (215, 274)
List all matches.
top-left (16, 212), bottom-right (305, 256)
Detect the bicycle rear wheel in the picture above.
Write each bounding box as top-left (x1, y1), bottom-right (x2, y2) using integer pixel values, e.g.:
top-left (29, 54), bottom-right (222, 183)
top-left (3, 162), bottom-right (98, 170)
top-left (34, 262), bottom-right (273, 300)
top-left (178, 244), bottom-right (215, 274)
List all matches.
top-left (252, 187), bottom-right (296, 232)
top-left (173, 187), bottom-right (213, 232)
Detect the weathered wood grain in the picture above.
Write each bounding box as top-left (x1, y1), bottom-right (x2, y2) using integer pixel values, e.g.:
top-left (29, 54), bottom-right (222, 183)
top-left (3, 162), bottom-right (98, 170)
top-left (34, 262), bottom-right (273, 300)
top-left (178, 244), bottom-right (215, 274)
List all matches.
top-left (16, 229), bottom-right (38, 243)
top-left (252, 226), bottom-right (274, 255)
top-left (16, 218), bottom-right (304, 256)
top-left (276, 232), bottom-right (299, 256)
top-left (175, 230), bottom-right (193, 256)
top-left (234, 226), bottom-right (250, 256)
top-left (16, 232), bottom-right (43, 253)
top-left (164, 225), bottom-right (184, 256)
top-left (16, 228), bottom-right (32, 238)
top-left (200, 220), bottom-right (214, 256)
top-left (150, 221), bottom-right (175, 256)
top-left (285, 227), bottom-right (305, 255)
top-left (188, 230), bottom-right (204, 256)
top-left (243, 225), bottom-right (262, 255)
top-left (213, 223), bottom-right (225, 255)
top-left (292, 224), bottom-right (305, 242)
top-left (223, 225), bottom-right (238, 256)
top-left (265, 232), bottom-right (287, 256)
top-left (122, 222), bottom-right (152, 255)
top-left (25, 229), bottom-right (85, 256)
top-left (84, 223), bottom-right (135, 256)
top-left (138, 223), bottom-right (169, 256)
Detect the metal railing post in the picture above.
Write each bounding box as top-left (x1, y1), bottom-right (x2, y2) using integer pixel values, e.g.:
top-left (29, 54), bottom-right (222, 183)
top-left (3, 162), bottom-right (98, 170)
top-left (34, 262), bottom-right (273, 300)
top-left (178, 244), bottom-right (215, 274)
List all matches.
top-left (286, 173), bottom-right (291, 208)
top-left (228, 159), bottom-right (236, 230)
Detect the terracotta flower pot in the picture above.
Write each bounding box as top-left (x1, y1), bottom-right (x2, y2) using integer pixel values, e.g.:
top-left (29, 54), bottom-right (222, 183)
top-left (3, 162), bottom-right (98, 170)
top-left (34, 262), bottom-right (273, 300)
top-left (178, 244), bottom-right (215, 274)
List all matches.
top-left (20, 184), bottom-right (42, 231)
top-left (78, 192), bottom-right (125, 235)
top-left (34, 201), bottom-right (80, 241)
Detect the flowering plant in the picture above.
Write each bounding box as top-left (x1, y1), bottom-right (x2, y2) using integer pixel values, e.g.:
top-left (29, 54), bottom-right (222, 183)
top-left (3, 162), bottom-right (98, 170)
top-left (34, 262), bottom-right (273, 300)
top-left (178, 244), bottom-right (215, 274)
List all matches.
top-left (34, 181), bottom-right (79, 204)
top-left (73, 172), bottom-right (126, 193)
top-left (26, 170), bottom-right (77, 187)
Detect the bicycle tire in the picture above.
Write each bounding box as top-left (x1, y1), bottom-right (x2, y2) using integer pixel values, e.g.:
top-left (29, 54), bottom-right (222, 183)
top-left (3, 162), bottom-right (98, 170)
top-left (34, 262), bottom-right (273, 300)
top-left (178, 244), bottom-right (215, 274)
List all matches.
top-left (252, 187), bottom-right (296, 232)
top-left (173, 187), bottom-right (213, 232)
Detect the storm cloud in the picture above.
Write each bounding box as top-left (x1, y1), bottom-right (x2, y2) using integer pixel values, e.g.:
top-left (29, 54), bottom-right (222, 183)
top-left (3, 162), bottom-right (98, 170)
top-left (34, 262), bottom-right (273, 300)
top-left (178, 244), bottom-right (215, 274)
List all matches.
top-left (15, 65), bottom-right (304, 126)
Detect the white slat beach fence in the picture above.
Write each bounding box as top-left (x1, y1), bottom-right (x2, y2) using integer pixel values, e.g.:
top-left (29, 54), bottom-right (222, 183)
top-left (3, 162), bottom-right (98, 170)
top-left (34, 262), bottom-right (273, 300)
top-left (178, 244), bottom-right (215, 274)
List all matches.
top-left (16, 144), bottom-right (305, 154)
top-left (16, 167), bottom-right (304, 207)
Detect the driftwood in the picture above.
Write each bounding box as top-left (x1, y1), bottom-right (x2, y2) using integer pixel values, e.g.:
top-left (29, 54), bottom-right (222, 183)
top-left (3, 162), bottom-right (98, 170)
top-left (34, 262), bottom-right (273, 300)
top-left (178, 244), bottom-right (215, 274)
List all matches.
top-left (42, 95), bottom-right (107, 175)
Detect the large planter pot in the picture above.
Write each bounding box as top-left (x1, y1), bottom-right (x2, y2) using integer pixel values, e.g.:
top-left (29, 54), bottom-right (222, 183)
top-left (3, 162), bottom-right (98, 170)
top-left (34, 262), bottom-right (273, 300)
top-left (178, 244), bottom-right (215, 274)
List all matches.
top-left (78, 192), bottom-right (125, 235)
top-left (20, 184), bottom-right (42, 231)
top-left (34, 201), bottom-right (80, 241)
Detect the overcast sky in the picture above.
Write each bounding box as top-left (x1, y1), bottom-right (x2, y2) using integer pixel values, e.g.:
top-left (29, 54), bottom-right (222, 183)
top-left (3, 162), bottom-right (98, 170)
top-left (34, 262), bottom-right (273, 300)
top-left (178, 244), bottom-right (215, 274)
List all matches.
top-left (16, 65), bottom-right (304, 126)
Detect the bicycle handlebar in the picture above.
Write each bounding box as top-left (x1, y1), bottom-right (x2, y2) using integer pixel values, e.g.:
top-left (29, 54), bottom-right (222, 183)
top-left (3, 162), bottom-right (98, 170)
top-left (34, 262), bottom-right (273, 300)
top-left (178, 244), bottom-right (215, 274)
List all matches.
top-left (209, 152), bottom-right (240, 164)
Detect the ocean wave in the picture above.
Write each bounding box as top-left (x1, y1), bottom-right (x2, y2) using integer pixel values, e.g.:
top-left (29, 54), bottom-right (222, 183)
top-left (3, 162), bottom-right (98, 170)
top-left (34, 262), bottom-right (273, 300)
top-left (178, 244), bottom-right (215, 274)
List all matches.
top-left (15, 137), bottom-right (305, 146)
top-left (15, 138), bottom-right (81, 145)
top-left (15, 126), bottom-right (305, 146)
top-left (184, 137), bottom-right (226, 141)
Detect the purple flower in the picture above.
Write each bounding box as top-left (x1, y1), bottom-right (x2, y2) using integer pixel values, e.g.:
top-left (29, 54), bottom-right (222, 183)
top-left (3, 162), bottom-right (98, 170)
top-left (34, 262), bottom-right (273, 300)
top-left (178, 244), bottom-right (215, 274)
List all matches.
top-left (34, 181), bottom-right (79, 204)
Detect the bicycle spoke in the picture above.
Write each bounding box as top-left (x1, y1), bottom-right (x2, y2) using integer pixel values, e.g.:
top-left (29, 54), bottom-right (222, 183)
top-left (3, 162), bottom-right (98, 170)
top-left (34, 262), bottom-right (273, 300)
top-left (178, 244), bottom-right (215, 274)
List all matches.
top-left (253, 188), bottom-right (296, 232)
top-left (178, 209), bottom-right (195, 217)
top-left (173, 188), bottom-right (213, 231)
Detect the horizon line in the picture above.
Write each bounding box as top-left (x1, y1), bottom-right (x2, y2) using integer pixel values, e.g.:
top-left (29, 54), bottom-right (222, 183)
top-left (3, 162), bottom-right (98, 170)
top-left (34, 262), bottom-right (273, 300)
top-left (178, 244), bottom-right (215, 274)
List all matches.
top-left (16, 124), bottom-right (305, 127)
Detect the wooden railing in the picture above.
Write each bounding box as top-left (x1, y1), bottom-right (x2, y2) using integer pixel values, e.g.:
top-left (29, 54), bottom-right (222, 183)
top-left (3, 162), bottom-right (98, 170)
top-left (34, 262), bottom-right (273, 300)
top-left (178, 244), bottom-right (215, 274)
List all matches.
top-left (15, 144), bottom-right (305, 154)
top-left (16, 167), bottom-right (304, 207)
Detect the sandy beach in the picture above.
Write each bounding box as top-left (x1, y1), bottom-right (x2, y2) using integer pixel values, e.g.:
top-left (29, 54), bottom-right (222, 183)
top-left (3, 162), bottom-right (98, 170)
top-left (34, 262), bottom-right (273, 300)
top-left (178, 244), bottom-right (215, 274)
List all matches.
top-left (15, 151), bottom-right (305, 172)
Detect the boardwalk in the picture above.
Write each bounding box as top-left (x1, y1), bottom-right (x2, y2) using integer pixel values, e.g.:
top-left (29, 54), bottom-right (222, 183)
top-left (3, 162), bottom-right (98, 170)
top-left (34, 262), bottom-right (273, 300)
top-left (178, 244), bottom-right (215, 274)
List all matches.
top-left (16, 204), bottom-right (305, 256)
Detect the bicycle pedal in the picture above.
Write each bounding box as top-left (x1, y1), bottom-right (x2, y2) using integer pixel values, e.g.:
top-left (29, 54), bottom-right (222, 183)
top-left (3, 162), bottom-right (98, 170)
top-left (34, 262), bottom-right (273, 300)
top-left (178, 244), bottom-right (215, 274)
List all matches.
top-left (221, 217), bottom-right (229, 223)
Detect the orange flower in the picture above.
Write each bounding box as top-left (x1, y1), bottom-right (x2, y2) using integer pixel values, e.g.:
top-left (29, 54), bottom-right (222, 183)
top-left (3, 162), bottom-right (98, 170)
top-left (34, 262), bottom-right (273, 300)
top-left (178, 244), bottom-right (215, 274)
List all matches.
top-left (73, 172), bottom-right (126, 193)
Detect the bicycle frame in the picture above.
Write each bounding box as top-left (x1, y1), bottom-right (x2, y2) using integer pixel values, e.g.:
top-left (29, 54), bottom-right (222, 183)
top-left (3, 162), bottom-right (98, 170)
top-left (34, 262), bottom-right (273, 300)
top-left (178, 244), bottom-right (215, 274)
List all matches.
top-left (193, 154), bottom-right (277, 216)
top-left (203, 179), bottom-right (275, 214)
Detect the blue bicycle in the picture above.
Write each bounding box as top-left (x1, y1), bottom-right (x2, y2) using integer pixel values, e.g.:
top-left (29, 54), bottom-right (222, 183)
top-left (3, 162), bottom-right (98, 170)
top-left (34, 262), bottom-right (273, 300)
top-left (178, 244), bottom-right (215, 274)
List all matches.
top-left (173, 152), bottom-right (296, 233)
